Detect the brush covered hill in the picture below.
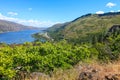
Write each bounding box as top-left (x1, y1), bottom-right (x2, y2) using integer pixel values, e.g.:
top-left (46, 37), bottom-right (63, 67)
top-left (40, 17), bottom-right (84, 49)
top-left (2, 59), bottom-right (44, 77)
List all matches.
top-left (1, 12), bottom-right (120, 79)
top-left (47, 12), bottom-right (120, 43)
top-left (0, 19), bottom-right (37, 32)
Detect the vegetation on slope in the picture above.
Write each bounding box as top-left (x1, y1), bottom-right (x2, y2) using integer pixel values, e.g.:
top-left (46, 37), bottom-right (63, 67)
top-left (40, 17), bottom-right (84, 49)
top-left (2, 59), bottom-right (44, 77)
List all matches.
top-left (0, 31), bottom-right (120, 79)
top-left (0, 12), bottom-right (120, 80)
top-left (47, 12), bottom-right (120, 43)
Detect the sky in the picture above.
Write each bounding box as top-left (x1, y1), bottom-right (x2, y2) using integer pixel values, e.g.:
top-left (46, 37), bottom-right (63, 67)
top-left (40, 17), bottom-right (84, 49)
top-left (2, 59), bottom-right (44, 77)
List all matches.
top-left (0, 0), bottom-right (120, 28)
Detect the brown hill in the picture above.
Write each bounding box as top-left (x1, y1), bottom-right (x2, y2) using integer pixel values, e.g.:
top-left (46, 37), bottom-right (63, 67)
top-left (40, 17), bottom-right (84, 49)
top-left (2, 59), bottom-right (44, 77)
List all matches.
top-left (0, 19), bottom-right (37, 32)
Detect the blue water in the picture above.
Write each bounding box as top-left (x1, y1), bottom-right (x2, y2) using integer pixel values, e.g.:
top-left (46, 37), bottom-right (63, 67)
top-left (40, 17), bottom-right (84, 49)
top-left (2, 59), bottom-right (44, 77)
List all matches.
top-left (0, 30), bottom-right (42, 44)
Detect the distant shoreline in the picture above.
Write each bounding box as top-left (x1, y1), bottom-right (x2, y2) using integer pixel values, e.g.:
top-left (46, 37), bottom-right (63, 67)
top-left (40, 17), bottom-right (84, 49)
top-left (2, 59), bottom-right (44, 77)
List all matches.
top-left (0, 29), bottom-right (43, 34)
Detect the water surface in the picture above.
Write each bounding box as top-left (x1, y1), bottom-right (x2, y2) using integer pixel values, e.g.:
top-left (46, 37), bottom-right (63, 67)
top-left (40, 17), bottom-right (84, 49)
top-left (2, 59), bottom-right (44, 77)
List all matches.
top-left (0, 30), bottom-right (41, 44)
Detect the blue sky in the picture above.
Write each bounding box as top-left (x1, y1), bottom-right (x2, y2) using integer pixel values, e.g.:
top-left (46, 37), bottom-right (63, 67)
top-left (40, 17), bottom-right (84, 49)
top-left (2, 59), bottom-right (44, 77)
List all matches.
top-left (0, 0), bottom-right (120, 27)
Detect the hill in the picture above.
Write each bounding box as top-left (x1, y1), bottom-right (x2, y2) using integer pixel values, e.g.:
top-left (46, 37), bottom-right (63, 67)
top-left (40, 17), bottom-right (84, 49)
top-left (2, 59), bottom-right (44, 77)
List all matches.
top-left (47, 12), bottom-right (120, 43)
top-left (0, 19), bottom-right (38, 32)
top-left (1, 12), bottom-right (120, 80)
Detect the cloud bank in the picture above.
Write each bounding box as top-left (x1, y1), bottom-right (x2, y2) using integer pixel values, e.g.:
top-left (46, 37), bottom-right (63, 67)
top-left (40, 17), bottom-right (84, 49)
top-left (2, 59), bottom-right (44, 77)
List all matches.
top-left (0, 13), bottom-right (57, 28)
top-left (7, 12), bottom-right (18, 16)
top-left (96, 11), bottom-right (104, 14)
top-left (118, 10), bottom-right (120, 12)
top-left (110, 10), bottom-right (115, 13)
top-left (106, 2), bottom-right (116, 8)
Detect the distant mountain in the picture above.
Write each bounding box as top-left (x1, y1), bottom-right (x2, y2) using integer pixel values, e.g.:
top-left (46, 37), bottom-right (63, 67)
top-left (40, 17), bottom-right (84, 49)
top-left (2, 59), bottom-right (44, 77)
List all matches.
top-left (47, 22), bottom-right (70, 32)
top-left (0, 19), bottom-right (38, 32)
top-left (47, 12), bottom-right (120, 43)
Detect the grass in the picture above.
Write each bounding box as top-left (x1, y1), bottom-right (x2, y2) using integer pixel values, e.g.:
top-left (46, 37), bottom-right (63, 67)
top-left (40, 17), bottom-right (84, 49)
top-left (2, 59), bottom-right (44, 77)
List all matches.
top-left (21, 61), bottom-right (120, 80)
top-left (47, 13), bottom-right (120, 43)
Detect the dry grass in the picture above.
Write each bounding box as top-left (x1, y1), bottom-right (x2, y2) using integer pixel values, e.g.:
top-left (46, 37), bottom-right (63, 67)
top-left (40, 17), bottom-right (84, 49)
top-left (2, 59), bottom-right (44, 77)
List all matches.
top-left (21, 61), bottom-right (120, 80)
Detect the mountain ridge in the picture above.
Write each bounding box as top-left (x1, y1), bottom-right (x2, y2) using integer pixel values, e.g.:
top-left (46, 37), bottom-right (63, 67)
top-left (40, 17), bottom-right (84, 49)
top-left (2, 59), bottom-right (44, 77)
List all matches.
top-left (47, 12), bottom-right (120, 43)
top-left (0, 19), bottom-right (38, 32)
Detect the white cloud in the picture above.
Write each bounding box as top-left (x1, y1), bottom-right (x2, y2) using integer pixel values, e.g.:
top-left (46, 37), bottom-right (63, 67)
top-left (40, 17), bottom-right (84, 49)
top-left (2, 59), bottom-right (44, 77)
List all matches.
top-left (18, 19), bottom-right (57, 28)
top-left (106, 2), bottom-right (116, 8)
top-left (7, 12), bottom-right (18, 16)
top-left (28, 8), bottom-right (32, 11)
top-left (110, 10), bottom-right (114, 13)
top-left (0, 13), bottom-right (18, 21)
top-left (118, 10), bottom-right (120, 12)
top-left (0, 13), bottom-right (57, 28)
top-left (96, 11), bottom-right (104, 14)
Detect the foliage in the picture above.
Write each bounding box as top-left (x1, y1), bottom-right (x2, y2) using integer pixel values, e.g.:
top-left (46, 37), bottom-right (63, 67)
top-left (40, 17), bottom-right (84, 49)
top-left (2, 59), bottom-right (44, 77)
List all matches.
top-left (47, 12), bottom-right (120, 43)
top-left (0, 41), bottom-right (91, 79)
top-left (0, 36), bottom-right (120, 79)
top-left (0, 12), bottom-right (120, 80)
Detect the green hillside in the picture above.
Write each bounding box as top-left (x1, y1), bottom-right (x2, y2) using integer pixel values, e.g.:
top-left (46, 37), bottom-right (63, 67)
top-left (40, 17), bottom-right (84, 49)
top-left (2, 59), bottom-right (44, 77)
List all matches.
top-left (1, 12), bottom-right (120, 80)
top-left (1, 29), bottom-right (120, 79)
top-left (47, 12), bottom-right (120, 43)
